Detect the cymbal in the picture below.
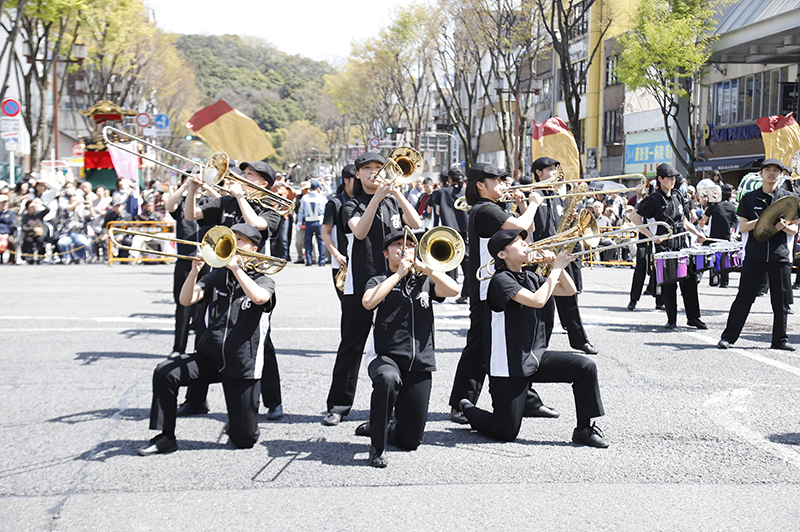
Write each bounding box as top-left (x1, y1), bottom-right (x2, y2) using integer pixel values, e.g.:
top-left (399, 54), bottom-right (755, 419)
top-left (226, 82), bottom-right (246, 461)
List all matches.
top-left (753, 195), bottom-right (799, 241)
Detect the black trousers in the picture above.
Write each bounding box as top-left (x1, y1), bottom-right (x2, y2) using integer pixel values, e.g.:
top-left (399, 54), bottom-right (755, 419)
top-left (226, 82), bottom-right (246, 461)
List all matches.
top-left (448, 301), bottom-right (544, 411)
top-left (542, 295), bottom-right (590, 348)
top-left (660, 274), bottom-right (701, 324)
top-left (184, 340), bottom-right (281, 410)
top-left (368, 356), bottom-right (431, 453)
top-left (464, 351), bottom-right (604, 442)
top-left (331, 268), bottom-right (343, 303)
top-left (326, 293), bottom-right (373, 415)
top-left (149, 353), bottom-right (260, 448)
top-left (630, 243), bottom-right (649, 303)
top-left (172, 260), bottom-right (209, 354)
top-left (721, 260), bottom-right (791, 346)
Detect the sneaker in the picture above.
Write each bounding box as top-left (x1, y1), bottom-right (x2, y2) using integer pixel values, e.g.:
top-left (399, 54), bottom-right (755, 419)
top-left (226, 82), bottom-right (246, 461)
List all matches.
top-left (137, 433), bottom-right (178, 456)
top-left (176, 400), bottom-right (209, 417)
top-left (322, 411), bottom-right (342, 426)
top-left (571, 423), bottom-right (609, 448)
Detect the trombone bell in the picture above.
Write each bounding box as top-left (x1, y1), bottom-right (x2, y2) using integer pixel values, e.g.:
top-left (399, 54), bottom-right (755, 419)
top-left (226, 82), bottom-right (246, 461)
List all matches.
top-left (419, 227), bottom-right (465, 272)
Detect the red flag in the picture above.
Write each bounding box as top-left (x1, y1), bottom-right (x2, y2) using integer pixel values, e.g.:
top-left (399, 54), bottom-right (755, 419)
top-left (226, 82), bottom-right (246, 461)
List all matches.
top-left (186, 100), bottom-right (275, 162)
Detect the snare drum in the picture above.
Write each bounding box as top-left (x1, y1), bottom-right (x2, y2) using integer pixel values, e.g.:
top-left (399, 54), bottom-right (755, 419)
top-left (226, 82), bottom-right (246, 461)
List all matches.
top-left (711, 242), bottom-right (742, 274)
top-left (685, 247), bottom-right (715, 273)
top-left (654, 250), bottom-right (690, 286)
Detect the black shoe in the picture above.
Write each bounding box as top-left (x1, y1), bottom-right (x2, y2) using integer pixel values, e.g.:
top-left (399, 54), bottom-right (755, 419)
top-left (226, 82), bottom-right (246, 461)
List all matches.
top-left (368, 445), bottom-right (388, 468)
top-left (575, 343), bottom-right (598, 355)
top-left (787, 308), bottom-right (794, 315)
top-left (793, 283), bottom-right (800, 290)
top-left (643, 289), bottom-right (654, 296)
top-left (771, 342), bottom-right (796, 352)
top-left (627, 302), bottom-right (636, 311)
top-left (176, 400), bottom-right (209, 417)
top-left (322, 411), bottom-right (342, 426)
top-left (572, 423), bottom-right (609, 448)
top-left (687, 319), bottom-right (707, 330)
top-left (655, 304), bottom-right (666, 310)
top-left (664, 322), bottom-right (677, 330)
top-left (355, 421), bottom-right (371, 437)
top-left (524, 404), bottom-right (560, 418)
top-left (137, 433), bottom-right (178, 456)
top-left (458, 398), bottom-right (474, 415)
top-left (718, 339), bottom-right (731, 349)
top-left (265, 404), bottom-right (283, 420)
top-left (293, 259), bottom-right (305, 264)
top-left (455, 296), bottom-right (468, 304)
top-left (450, 406), bottom-right (469, 424)
top-left (719, 284), bottom-right (728, 288)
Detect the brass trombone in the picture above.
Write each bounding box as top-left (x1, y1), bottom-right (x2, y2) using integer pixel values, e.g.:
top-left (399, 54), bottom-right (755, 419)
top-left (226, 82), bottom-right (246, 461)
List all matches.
top-left (475, 221), bottom-right (673, 281)
top-left (107, 225), bottom-right (287, 274)
top-left (454, 173), bottom-right (647, 211)
top-left (373, 147), bottom-right (424, 186)
top-left (101, 126), bottom-right (294, 216)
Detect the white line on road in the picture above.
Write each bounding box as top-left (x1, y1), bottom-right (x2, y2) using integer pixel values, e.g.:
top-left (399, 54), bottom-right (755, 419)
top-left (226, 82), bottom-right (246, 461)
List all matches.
top-left (687, 331), bottom-right (800, 378)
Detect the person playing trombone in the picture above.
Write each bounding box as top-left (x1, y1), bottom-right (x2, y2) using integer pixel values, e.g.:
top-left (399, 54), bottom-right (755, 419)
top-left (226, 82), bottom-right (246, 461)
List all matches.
top-left (138, 224), bottom-right (276, 455)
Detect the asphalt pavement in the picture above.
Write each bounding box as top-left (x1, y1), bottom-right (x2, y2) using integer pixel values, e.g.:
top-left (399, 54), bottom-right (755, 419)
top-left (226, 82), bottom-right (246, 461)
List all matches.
top-left (1, 260), bottom-right (800, 531)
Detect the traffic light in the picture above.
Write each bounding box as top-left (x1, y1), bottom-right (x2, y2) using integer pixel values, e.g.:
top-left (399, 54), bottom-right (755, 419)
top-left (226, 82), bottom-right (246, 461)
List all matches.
top-left (385, 126), bottom-right (394, 135)
top-left (307, 157), bottom-right (312, 162)
top-left (185, 134), bottom-right (195, 141)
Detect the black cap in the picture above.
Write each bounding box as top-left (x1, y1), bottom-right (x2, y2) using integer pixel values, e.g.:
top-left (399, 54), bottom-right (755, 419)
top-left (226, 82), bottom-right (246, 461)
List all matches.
top-left (656, 163), bottom-right (681, 179)
top-left (230, 223), bottom-right (262, 248)
top-left (354, 152), bottom-right (386, 170)
top-left (382, 229), bottom-right (417, 251)
top-left (447, 165), bottom-right (465, 179)
top-left (341, 164), bottom-right (356, 179)
top-left (761, 158), bottom-right (784, 170)
top-left (239, 161), bottom-right (276, 187)
top-left (530, 156), bottom-right (560, 176)
top-left (467, 162), bottom-right (508, 182)
top-left (488, 228), bottom-right (528, 261)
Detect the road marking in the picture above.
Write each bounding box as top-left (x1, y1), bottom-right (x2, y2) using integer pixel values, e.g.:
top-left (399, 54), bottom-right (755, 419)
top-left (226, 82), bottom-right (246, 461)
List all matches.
top-left (705, 389), bottom-right (800, 469)
top-left (687, 331), bottom-right (800, 378)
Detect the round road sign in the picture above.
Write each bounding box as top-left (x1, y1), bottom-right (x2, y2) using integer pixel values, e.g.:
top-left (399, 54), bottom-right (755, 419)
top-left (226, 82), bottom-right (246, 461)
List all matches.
top-left (1, 98), bottom-right (21, 117)
top-left (135, 113), bottom-right (151, 127)
top-left (71, 143), bottom-right (85, 157)
top-left (368, 137), bottom-right (380, 149)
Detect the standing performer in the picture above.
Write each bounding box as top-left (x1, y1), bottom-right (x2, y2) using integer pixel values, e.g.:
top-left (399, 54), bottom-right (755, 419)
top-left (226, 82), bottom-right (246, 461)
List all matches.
top-left (181, 160), bottom-right (284, 420)
top-left (138, 224), bottom-right (276, 455)
top-left (322, 152), bottom-right (422, 426)
top-left (630, 164), bottom-right (707, 330)
top-left (459, 229), bottom-right (607, 447)
top-left (434, 166), bottom-right (470, 304)
top-left (354, 230), bottom-right (459, 467)
top-left (448, 162), bottom-right (557, 424)
top-left (700, 183), bottom-right (738, 288)
top-left (718, 159), bottom-right (799, 351)
top-left (529, 157), bottom-right (597, 354)
top-left (322, 164), bottom-right (356, 299)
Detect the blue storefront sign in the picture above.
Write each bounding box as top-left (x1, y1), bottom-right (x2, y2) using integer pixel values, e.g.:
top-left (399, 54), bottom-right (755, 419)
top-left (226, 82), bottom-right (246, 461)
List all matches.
top-left (625, 141), bottom-right (673, 166)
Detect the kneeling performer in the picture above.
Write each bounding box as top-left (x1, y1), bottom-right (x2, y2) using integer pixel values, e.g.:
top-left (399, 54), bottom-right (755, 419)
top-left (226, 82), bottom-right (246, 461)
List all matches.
top-left (356, 230), bottom-right (459, 467)
top-left (460, 229), bottom-right (608, 447)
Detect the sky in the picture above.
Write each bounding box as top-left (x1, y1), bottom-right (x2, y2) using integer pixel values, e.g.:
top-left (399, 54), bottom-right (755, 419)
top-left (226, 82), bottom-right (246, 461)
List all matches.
top-left (147, 0), bottom-right (409, 64)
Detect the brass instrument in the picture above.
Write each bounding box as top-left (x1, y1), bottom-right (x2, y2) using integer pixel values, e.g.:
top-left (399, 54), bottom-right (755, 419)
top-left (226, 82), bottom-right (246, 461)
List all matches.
top-left (753, 195), bottom-right (799, 241)
top-left (335, 262), bottom-right (347, 292)
top-left (418, 226), bottom-right (466, 271)
top-left (373, 147), bottom-right (424, 186)
top-left (475, 221), bottom-right (673, 281)
top-left (107, 225), bottom-right (287, 274)
top-left (536, 182), bottom-right (590, 276)
top-left (102, 126), bottom-right (294, 216)
top-left (202, 151), bottom-right (294, 216)
top-left (453, 173), bottom-right (647, 211)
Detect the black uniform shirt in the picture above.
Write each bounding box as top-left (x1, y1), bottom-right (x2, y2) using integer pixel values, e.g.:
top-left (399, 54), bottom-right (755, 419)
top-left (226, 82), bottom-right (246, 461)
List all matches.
top-left (467, 199), bottom-right (510, 303)
top-left (704, 200), bottom-right (737, 241)
top-left (341, 192), bottom-right (403, 295)
top-left (322, 191), bottom-right (350, 268)
top-left (635, 188), bottom-right (691, 252)
top-left (737, 187), bottom-right (799, 262)
top-left (198, 196), bottom-right (281, 253)
top-left (195, 268), bottom-right (276, 380)
top-left (484, 269), bottom-right (546, 378)
top-left (436, 184), bottom-right (469, 233)
top-left (174, 196), bottom-right (212, 259)
top-left (364, 272), bottom-right (444, 372)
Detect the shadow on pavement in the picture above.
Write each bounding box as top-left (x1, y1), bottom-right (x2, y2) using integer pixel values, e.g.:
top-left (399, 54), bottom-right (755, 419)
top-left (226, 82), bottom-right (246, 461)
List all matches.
top-left (75, 351), bottom-right (168, 364)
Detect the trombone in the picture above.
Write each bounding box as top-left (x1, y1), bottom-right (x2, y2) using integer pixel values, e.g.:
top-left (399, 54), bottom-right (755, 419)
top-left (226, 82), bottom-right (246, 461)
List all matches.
top-left (454, 173), bottom-right (647, 211)
top-left (107, 225), bottom-right (287, 274)
top-left (476, 221), bottom-right (673, 281)
top-left (102, 126), bottom-right (294, 216)
top-left (372, 147), bottom-right (424, 186)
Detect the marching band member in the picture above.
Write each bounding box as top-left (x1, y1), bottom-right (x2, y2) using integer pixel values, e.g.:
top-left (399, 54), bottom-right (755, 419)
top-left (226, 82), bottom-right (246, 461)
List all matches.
top-left (180, 161), bottom-right (284, 420)
top-left (138, 224), bottom-right (276, 455)
top-left (354, 230), bottom-right (459, 467)
top-left (322, 152), bottom-right (422, 426)
top-left (718, 159), bottom-right (799, 351)
top-left (630, 164), bottom-right (707, 330)
top-left (448, 162), bottom-right (557, 424)
top-left (459, 228), bottom-right (608, 447)
top-left (529, 157), bottom-right (597, 354)
top-left (321, 164), bottom-right (356, 299)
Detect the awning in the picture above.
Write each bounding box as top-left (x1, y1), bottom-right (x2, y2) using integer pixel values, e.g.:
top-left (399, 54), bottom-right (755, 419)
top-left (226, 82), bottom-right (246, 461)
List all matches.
top-left (694, 156), bottom-right (763, 172)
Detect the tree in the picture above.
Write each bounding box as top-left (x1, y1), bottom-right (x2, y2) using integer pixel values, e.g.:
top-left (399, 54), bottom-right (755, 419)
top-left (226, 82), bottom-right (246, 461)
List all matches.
top-left (281, 120), bottom-right (326, 177)
top-left (0, 0), bottom-right (30, 102)
top-left (535, 0), bottom-right (611, 174)
top-left (616, 0), bottom-right (724, 179)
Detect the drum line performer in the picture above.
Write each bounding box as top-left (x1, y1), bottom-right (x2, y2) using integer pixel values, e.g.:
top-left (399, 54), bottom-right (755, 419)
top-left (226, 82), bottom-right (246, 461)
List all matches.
top-left (630, 163), bottom-right (707, 330)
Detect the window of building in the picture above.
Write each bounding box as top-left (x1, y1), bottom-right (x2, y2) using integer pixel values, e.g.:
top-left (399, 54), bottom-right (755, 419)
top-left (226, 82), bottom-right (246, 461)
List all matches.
top-left (604, 110), bottom-right (622, 144)
top-left (605, 54), bottom-right (619, 86)
top-left (568, 1), bottom-right (589, 40)
top-left (576, 60), bottom-right (587, 95)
